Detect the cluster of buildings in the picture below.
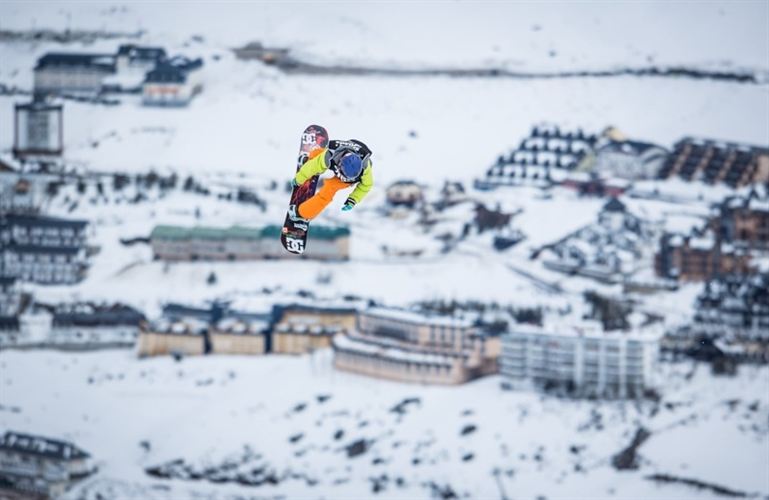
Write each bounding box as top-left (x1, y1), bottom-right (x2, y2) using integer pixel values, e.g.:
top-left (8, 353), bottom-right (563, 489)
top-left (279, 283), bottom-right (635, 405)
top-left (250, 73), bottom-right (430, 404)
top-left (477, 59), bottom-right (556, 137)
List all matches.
top-left (138, 302), bottom-right (348, 357)
top-left (142, 302), bottom-right (499, 386)
top-left (654, 187), bottom-right (769, 360)
top-left (0, 159), bottom-right (92, 287)
top-left (0, 159), bottom-right (109, 352)
top-left (655, 186), bottom-right (768, 282)
top-left (477, 125), bottom-right (769, 194)
top-left (11, 44), bottom-right (204, 164)
top-left (150, 223), bottom-right (351, 261)
top-left (34, 44), bottom-right (204, 106)
top-left (476, 125), bottom-right (668, 192)
top-left (477, 124), bottom-right (598, 189)
top-left (541, 197), bottom-right (657, 284)
top-left (692, 273), bottom-right (769, 342)
top-left (135, 299), bottom-right (665, 397)
top-left (0, 299), bottom-right (145, 349)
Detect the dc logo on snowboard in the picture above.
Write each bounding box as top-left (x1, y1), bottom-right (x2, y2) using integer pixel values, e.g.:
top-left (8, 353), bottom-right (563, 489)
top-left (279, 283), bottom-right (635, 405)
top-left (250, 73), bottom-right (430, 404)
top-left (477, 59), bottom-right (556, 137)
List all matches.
top-left (286, 239), bottom-right (304, 253)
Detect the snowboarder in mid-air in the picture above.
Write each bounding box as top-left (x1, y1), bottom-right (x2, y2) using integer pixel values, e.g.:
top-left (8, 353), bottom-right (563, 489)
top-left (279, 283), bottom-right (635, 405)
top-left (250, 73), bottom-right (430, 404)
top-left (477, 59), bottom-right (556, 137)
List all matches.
top-left (288, 138), bottom-right (374, 222)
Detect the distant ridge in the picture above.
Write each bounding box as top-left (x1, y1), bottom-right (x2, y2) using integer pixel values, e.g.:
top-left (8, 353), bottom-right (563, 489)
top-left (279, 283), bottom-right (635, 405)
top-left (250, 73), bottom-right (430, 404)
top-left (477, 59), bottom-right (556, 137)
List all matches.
top-left (261, 53), bottom-right (765, 84)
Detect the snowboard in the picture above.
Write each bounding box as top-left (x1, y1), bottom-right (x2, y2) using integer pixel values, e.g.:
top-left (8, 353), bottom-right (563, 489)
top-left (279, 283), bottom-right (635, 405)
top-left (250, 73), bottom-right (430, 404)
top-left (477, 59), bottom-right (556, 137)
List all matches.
top-left (280, 124), bottom-right (329, 255)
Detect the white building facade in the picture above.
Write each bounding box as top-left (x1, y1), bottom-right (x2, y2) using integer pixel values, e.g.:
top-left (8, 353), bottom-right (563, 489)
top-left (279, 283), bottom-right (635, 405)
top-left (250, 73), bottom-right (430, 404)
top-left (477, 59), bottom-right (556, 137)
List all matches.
top-left (500, 324), bottom-right (661, 398)
top-left (0, 214), bottom-right (90, 285)
top-left (34, 53), bottom-right (115, 95)
top-left (13, 99), bottom-right (64, 159)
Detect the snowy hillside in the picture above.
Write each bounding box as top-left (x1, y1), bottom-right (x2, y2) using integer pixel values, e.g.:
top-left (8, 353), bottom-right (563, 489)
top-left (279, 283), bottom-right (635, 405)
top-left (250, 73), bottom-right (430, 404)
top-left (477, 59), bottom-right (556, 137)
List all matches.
top-left (1, 2), bottom-right (768, 181)
top-left (1, 1), bottom-right (769, 499)
top-left (1, 349), bottom-right (767, 499)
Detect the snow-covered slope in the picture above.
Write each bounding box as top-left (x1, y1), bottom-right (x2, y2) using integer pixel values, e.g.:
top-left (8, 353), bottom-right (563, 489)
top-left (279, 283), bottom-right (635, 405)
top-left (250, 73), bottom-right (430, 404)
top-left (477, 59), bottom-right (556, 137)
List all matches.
top-left (1, 349), bottom-right (767, 499)
top-left (1, 2), bottom-right (768, 498)
top-left (1, 2), bottom-right (768, 183)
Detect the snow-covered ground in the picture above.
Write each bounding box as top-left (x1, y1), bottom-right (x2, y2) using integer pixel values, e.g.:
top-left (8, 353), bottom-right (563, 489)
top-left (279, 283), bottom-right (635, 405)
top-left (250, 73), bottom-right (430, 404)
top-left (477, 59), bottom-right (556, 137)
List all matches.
top-left (1, 349), bottom-right (768, 499)
top-left (1, 1), bottom-right (769, 498)
top-left (29, 179), bottom-right (603, 318)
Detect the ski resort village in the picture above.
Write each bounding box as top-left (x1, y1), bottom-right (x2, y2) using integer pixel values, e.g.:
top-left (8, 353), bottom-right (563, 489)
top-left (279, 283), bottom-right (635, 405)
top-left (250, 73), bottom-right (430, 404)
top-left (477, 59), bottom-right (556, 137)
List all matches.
top-left (0, 2), bottom-right (768, 499)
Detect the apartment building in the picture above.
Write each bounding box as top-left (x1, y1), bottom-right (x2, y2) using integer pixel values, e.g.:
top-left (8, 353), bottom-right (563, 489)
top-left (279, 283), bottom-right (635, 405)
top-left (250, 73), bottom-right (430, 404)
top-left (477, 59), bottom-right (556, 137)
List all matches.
top-left (500, 323), bottom-right (661, 398)
top-left (332, 307), bottom-right (499, 385)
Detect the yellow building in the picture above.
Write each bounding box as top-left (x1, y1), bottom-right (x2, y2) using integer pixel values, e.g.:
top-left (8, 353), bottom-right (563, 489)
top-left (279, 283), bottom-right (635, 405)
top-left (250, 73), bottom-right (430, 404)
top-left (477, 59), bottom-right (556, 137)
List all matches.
top-left (210, 317), bottom-right (267, 355)
top-left (136, 319), bottom-right (206, 357)
top-left (332, 307), bottom-right (498, 385)
top-left (271, 304), bottom-right (358, 355)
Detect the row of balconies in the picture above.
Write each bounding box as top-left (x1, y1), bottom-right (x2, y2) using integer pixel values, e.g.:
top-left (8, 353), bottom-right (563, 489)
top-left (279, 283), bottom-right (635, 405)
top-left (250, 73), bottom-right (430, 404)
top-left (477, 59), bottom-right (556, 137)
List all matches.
top-left (4, 252), bottom-right (80, 265)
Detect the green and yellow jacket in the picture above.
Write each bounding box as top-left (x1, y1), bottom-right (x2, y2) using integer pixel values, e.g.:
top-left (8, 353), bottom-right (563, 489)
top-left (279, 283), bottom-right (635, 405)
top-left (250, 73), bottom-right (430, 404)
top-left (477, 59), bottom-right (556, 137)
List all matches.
top-left (294, 146), bottom-right (374, 206)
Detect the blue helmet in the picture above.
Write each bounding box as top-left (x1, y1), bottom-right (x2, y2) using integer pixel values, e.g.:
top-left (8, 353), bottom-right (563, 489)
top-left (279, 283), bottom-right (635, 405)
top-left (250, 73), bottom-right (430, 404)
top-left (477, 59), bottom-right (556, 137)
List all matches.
top-left (338, 152), bottom-right (363, 181)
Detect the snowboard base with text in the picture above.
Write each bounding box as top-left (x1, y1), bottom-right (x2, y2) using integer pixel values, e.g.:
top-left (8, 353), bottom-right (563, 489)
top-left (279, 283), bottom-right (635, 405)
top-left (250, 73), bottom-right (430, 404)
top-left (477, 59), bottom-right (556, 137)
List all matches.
top-left (280, 124), bottom-right (329, 255)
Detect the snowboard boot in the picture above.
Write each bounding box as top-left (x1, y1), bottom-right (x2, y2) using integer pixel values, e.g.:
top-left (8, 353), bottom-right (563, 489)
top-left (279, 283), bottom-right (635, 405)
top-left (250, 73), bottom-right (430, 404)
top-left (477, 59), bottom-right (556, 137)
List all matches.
top-left (288, 204), bottom-right (309, 223)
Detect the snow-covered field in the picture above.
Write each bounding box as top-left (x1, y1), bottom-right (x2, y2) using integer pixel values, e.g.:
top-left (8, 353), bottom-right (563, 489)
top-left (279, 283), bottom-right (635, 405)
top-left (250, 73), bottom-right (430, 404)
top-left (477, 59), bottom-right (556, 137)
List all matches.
top-left (1, 349), bottom-right (768, 499)
top-left (1, 1), bottom-right (769, 498)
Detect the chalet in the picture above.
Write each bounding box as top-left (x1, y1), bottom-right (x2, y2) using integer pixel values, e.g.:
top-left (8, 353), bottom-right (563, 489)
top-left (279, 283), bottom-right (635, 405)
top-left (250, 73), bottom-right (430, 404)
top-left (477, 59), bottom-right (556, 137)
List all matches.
top-left (47, 302), bottom-right (146, 347)
top-left (500, 322), bottom-right (661, 398)
top-left (656, 137), bottom-right (769, 188)
top-left (476, 124), bottom-right (597, 189)
top-left (593, 138), bottom-right (668, 180)
top-left (655, 231), bottom-right (753, 282)
top-left (386, 180), bottom-right (423, 208)
top-left (712, 186), bottom-right (769, 251)
top-left (34, 52), bottom-right (115, 95)
top-left (0, 214), bottom-right (89, 285)
top-left (0, 430), bottom-right (95, 499)
top-left (271, 303), bottom-right (358, 354)
top-left (332, 307), bottom-right (498, 385)
top-left (150, 224), bottom-right (350, 261)
top-left (13, 96), bottom-right (63, 160)
top-left (142, 57), bottom-right (204, 106)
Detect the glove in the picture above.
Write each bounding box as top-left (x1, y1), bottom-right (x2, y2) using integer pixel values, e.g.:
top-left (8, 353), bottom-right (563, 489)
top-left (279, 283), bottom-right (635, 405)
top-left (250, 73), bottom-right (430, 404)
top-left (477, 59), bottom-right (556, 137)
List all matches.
top-left (341, 202), bottom-right (354, 212)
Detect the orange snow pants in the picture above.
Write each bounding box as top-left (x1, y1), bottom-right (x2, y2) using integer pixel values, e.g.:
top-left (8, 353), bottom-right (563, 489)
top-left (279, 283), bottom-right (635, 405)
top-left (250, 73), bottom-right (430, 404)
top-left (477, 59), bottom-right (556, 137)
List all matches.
top-left (298, 176), bottom-right (352, 220)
